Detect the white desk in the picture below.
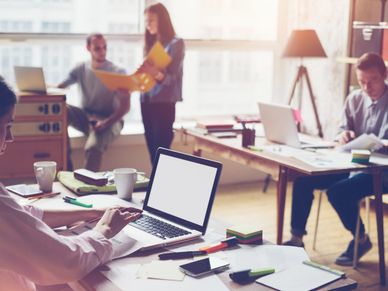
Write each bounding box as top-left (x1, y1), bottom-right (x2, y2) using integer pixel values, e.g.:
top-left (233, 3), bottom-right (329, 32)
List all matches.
top-left (17, 182), bottom-right (358, 291)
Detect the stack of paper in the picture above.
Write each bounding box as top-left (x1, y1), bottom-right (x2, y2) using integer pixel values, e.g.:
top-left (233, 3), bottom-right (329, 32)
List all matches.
top-left (226, 225), bottom-right (263, 244)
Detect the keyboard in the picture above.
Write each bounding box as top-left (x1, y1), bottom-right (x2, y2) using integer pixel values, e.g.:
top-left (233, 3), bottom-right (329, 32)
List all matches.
top-left (129, 214), bottom-right (191, 240)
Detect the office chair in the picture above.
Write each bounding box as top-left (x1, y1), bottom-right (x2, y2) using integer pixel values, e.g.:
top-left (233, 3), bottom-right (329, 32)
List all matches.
top-left (312, 190), bottom-right (371, 269)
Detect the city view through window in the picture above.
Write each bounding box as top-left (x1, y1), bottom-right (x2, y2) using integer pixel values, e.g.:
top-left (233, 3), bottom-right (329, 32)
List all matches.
top-left (0, 0), bottom-right (278, 122)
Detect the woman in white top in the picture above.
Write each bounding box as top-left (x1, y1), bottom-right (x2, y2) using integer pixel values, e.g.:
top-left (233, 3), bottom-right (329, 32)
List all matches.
top-left (0, 79), bottom-right (140, 290)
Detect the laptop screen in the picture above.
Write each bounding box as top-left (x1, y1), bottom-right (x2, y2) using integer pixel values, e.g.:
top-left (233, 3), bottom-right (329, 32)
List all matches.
top-left (143, 148), bottom-right (222, 234)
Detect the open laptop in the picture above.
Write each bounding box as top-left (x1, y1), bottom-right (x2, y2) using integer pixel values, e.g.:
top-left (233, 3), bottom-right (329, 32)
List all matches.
top-left (14, 66), bottom-right (62, 94)
top-left (258, 102), bottom-right (335, 149)
top-left (123, 147), bottom-right (222, 251)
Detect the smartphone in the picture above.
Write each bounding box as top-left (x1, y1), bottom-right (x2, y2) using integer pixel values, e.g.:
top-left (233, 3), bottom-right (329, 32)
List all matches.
top-left (179, 257), bottom-right (230, 277)
top-left (6, 184), bottom-right (43, 197)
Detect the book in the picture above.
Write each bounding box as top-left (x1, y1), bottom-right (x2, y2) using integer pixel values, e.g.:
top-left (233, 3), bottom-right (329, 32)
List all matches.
top-left (94, 41), bottom-right (171, 93)
top-left (196, 120), bottom-right (235, 130)
top-left (57, 171), bottom-right (149, 196)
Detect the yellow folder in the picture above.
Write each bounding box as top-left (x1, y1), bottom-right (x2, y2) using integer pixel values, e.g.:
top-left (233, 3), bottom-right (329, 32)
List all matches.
top-left (94, 41), bottom-right (172, 93)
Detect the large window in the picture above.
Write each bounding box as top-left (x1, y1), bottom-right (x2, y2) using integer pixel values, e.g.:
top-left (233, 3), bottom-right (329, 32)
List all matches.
top-left (0, 0), bottom-right (279, 122)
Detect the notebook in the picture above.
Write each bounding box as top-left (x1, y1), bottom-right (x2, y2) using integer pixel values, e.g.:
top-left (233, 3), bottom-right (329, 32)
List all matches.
top-left (122, 147), bottom-right (222, 251)
top-left (14, 66), bottom-right (63, 94)
top-left (258, 102), bottom-right (335, 149)
top-left (256, 260), bottom-right (345, 291)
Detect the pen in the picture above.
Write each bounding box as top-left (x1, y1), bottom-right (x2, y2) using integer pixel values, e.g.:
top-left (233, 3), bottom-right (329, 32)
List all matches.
top-left (199, 236), bottom-right (238, 253)
top-left (158, 250), bottom-right (207, 260)
top-left (63, 197), bottom-right (93, 208)
top-left (303, 260), bottom-right (345, 277)
top-left (229, 268), bottom-right (275, 283)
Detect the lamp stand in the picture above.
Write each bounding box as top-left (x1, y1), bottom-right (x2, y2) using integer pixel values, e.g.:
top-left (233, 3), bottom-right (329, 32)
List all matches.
top-left (288, 65), bottom-right (324, 138)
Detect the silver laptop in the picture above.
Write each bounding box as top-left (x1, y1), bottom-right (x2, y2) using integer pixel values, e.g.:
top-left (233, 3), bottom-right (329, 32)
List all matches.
top-left (123, 148), bottom-right (222, 251)
top-left (14, 66), bottom-right (62, 94)
top-left (258, 102), bottom-right (335, 149)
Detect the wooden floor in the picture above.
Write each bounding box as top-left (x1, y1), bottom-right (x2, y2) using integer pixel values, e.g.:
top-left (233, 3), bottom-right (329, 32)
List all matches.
top-left (212, 181), bottom-right (388, 291)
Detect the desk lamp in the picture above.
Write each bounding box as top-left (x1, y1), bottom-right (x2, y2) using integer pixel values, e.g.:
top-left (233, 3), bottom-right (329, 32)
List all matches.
top-left (283, 29), bottom-right (327, 138)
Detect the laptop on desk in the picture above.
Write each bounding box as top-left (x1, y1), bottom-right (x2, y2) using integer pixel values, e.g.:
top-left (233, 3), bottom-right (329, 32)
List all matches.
top-left (14, 66), bottom-right (63, 94)
top-left (123, 147), bottom-right (222, 251)
top-left (258, 102), bottom-right (335, 149)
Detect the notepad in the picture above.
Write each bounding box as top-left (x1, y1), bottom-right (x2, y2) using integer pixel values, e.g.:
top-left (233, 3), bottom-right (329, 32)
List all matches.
top-left (256, 262), bottom-right (343, 291)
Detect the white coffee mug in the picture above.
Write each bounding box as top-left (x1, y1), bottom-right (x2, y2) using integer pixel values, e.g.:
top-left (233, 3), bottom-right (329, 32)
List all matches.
top-left (114, 168), bottom-right (137, 200)
top-left (33, 161), bottom-right (57, 192)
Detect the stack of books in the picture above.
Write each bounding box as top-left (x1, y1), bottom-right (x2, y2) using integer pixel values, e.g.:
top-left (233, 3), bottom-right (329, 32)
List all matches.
top-left (226, 225), bottom-right (263, 244)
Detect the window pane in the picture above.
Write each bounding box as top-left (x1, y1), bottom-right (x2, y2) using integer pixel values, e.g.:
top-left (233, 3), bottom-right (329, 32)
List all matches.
top-left (0, 0), bottom-right (142, 33)
top-left (177, 50), bottom-right (273, 117)
top-left (0, 40), bottom-right (143, 122)
top-left (157, 0), bottom-right (278, 40)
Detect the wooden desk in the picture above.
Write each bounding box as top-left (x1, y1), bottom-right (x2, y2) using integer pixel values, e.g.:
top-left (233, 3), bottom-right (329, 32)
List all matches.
top-left (25, 183), bottom-right (356, 291)
top-left (183, 128), bottom-right (387, 285)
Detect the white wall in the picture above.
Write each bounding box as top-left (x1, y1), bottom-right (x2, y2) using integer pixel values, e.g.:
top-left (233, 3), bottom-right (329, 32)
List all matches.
top-left (278, 0), bottom-right (351, 139)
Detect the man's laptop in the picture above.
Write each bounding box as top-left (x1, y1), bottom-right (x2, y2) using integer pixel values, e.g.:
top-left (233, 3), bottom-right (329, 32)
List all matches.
top-left (123, 147), bottom-right (222, 251)
top-left (14, 66), bottom-right (62, 94)
top-left (258, 102), bottom-right (335, 149)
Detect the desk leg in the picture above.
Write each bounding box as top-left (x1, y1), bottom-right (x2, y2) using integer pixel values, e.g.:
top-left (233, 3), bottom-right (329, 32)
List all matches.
top-left (373, 168), bottom-right (386, 285)
top-left (277, 166), bottom-right (288, 244)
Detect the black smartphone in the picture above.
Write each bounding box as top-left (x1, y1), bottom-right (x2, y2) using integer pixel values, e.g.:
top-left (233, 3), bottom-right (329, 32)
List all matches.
top-left (179, 257), bottom-right (229, 277)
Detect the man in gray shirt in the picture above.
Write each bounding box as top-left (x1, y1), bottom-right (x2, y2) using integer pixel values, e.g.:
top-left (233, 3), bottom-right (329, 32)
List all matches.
top-left (59, 33), bottom-right (130, 171)
top-left (283, 52), bottom-right (388, 266)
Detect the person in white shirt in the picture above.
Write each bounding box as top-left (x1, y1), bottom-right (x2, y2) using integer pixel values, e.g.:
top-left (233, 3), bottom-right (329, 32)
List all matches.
top-left (0, 79), bottom-right (140, 290)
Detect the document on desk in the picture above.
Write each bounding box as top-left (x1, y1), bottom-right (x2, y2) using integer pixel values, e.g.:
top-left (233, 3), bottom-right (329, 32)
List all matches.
top-left (223, 245), bottom-right (309, 272)
top-left (292, 150), bottom-right (357, 169)
top-left (101, 264), bottom-right (229, 291)
top-left (256, 262), bottom-right (342, 291)
top-left (339, 133), bottom-right (384, 152)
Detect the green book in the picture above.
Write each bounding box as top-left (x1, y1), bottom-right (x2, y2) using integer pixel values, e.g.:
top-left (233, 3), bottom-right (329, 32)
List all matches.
top-left (57, 171), bottom-right (149, 196)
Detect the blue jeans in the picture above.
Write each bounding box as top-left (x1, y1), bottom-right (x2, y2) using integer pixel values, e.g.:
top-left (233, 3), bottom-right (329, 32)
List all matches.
top-left (291, 173), bottom-right (387, 237)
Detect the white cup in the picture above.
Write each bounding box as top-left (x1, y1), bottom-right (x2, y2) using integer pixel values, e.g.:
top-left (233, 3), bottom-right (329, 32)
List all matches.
top-left (34, 161), bottom-right (57, 192)
top-left (113, 168), bottom-right (137, 200)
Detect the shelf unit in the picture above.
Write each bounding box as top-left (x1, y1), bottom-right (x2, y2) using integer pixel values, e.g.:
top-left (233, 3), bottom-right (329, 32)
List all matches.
top-left (0, 92), bottom-right (68, 179)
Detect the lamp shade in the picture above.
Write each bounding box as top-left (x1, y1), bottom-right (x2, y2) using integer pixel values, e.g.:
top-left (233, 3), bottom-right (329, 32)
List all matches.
top-left (283, 29), bottom-right (327, 58)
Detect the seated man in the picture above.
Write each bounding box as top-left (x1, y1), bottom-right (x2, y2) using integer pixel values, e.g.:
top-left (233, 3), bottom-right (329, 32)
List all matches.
top-left (59, 33), bottom-right (130, 171)
top-left (284, 52), bottom-right (388, 266)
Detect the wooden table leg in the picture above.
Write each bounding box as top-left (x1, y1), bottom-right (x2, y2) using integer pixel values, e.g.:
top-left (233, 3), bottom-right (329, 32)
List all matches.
top-left (373, 168), bottom-right (386, 285)
top-left (277, 166), bottom-right (288, 244)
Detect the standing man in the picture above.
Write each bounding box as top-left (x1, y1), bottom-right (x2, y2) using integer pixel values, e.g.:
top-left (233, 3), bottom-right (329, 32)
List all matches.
top-left (59, 33), bottom-right (130, 171)
top-left (283, 52), bottom-right (388, 266)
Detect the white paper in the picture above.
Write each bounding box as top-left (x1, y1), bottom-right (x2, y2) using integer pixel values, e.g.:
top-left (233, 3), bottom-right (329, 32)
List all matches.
top-left (339, 133), bottom-right (384, 152)
top-left (256, 263), bottom-right (340, 291)
top-left (370, 152), bottom-right (388, 165)
top-left (136, 260), bottom-right (186, 281)
top-left (110, 232), bottom-right (144, 259)
top-left (223, 245), bottom-right (309, 272)
top-left (101, 264), bottom-right (229, 291)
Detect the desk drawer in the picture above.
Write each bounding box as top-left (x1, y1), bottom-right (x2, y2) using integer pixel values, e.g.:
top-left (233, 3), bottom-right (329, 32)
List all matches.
top-left (0, 140), bottom-right (64, 178)
top-left (12, 121), bottom-right (63, 136)
top-left (15, 102), bottom-right (63, 117)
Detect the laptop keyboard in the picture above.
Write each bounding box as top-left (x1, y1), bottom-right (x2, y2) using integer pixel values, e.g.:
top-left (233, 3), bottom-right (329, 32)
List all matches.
top-left (129, 214), bottom-right (191, 240)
